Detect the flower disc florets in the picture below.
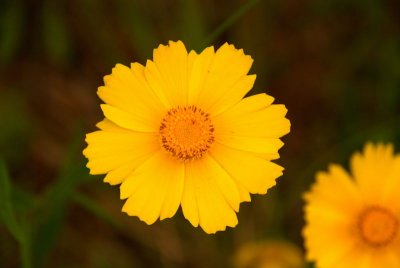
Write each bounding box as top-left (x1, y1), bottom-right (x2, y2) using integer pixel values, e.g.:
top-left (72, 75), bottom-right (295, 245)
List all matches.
top-left (159, 105), bottom-right (215, 161)
top-left (358, 206), bottom-right (398, 247)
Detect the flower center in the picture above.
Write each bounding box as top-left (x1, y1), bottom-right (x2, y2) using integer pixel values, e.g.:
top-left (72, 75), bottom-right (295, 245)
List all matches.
top-left (159, 106), bottom-right (215, 161)
top-left (358, 206), bottom-right (398, 247)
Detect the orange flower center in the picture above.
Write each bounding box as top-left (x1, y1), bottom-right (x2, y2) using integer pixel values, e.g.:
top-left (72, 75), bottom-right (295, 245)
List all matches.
top-left (358, 206), bottom-right (398, 247)
top-left (159, 106), bottom-right (215, 161)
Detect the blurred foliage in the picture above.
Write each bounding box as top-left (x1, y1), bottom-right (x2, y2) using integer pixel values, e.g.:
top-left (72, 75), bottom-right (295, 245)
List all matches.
top-left (0, 92), bottom-right (32, 165)
top-left (41, 0), bottom-right (72, 66)
top-left (0, 160), bottom-right (31, 268)
top-left (0, 0), bottom-right (399, 267)
top-left (0, 1), bottom-right (23, 64)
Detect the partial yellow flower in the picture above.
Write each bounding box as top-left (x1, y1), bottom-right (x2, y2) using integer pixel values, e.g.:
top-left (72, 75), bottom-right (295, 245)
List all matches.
top-left (234, 240), bottom-right (305, 268)
top-left (83, 41), bottom-right (290, 234)
top-left (303, 143), bottom-right (400, 267)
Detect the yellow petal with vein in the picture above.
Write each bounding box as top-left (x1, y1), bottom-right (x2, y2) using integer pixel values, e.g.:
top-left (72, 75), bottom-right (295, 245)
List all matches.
top-left (83, 130), bottom-right (159, 181)
top-left (210, 143), bottom-right (282, 194)
top-left (145, 41), bottom-right (188, 108)
top-left (215, 103), bottom-right (290, 138)
top-left (101, 104), bottom-right (157, 132)
top-left (182, 158), bottom-right (238, 234)
top-left (98, 63), bottom-right (165, 131)
top-left (196, 43), bottom-right (253, 114)
top-left (121, 151), bottom-right (184, 224)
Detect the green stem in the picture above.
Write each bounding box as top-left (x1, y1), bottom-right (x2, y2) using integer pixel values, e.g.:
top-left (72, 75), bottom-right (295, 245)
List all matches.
top-left (200, 0), bottom-right (261, 48)
top-left (20, 237), bottom-right (32, 268)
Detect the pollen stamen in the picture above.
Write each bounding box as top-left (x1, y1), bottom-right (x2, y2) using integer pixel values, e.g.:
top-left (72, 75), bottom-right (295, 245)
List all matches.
top-left (358, 206), bottom-right (398, 247)
top-left (159, 106), bottom-right (215, 161)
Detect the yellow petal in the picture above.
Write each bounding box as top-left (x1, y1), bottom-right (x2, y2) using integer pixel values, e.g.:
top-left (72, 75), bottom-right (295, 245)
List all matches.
top-left (160, 165), bottom-right (185, 220)
top-left (180, 164), bottom-right (199, 227)
top-left (83, 130), bottom-right (159, 179)
top-left (188, 46), bottom-right (214, 104)
top-left (214, 103), bottom-right (290, 139)
top-left (181, 157), bottom-right (239, 234)
top-left (219, 93), bottom-right (275, 117)
top-left (304, 226), bottom-right (357, 268)
top-left (205, 155), bottom-right (241, 211)
top-left (370, 249), bottom-right (400, 268)
top-left (210, 143), bottom-right (282, 195)
top-left (121, 151), bottom-right (184, 224)
top-left (96, 119), bottom-right (125, 131)
top-left (145, 41), bottom-right (188, 108)
top-left (103, 163), bottom-right (136, 185)
top-left (350, 143), bottom-right (396, 202)
top-left (216, 135), bottom-right (283, 158)
top-left (187, 50), bottom-right (197, 75)
top-left (207, 75), bottom-right (256, 116)
top-left (211, 94), bottom-right (288, 160)
top-left (304, 164), bottom-right (362, 213)
top-left (236, 183), bottom-right (251, 202)
top-left (129, 61), bottom-right (168, 111)
top-left (382, 156), bottom-right (400, 207)
top-left (98, 63), bottom-right (166, 131)
top-left (192, 43), bottom-right (254, 114)
top-left (101, 104), bottom-right (158, 132)
top-left (325, 247), bottom-right (371, 268)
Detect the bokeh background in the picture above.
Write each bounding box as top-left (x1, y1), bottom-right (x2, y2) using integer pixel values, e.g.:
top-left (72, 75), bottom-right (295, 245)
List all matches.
top-left (1, 0), bottom-right (400, 267)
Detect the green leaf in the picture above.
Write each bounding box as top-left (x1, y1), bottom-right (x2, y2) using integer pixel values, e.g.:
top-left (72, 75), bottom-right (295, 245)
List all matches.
top-left (0, 159), bottom-right (22, 241)
top-left (0, 160), bottom-right (32, 268)
top-left (12, 186), bottom-right (36, 215)
top-left (32, 127), bottom-right (90, 267)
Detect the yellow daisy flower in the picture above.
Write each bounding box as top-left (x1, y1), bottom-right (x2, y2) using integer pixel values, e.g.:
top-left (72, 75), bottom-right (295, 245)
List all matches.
top-left (83, 41), bottom-right (290, 234)
top-left (303, 143), bottom-right (400, 267)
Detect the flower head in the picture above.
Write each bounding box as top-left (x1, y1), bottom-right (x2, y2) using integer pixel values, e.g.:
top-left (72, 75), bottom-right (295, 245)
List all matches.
top-left (83, 41), bottom-right (290, 233)
top-left (303, 143), bottom-right (400, 267)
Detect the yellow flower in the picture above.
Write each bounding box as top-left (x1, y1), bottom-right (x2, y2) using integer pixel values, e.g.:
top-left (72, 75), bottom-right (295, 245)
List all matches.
top-left (303, 143), bottom-right (400, 267)
top-left (234, 240), bottom-right (305, 268)
top-left (83, 41), bottom-right (290, 234)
